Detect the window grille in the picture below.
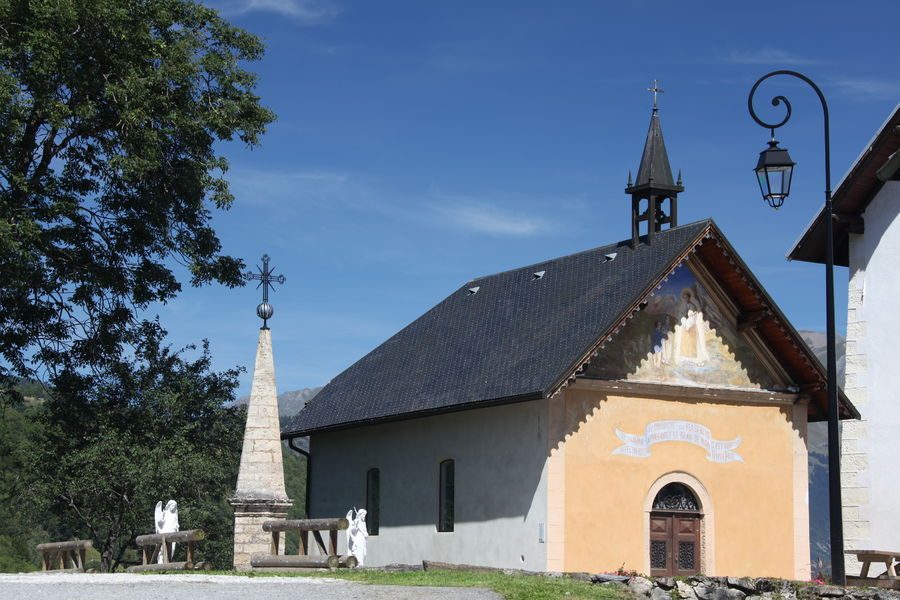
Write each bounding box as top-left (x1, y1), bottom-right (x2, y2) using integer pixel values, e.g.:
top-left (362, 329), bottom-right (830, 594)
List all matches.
top-left (438, 460), bottom-right (455, 532)
top-left (366, 468), bottom-right (380, 535)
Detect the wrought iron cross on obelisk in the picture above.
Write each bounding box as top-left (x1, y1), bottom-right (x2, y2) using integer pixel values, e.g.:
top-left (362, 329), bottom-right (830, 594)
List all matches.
top-left (245, 254), bottom-right (285, 329)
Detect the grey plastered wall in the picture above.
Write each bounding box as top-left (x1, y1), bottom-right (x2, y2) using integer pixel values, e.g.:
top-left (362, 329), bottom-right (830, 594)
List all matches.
top-left (308, 398), bottom-right (549, 571)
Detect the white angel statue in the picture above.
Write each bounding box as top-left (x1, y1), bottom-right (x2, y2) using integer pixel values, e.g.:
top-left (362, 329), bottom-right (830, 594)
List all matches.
top-left (345, 508), bottom-right (368, 567)
top-left (154, 500), bottom-right (180, 563)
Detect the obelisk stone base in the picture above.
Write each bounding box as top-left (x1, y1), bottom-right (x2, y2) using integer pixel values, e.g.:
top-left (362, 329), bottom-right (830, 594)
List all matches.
top-left (230, 498), bottom-right (292, 570)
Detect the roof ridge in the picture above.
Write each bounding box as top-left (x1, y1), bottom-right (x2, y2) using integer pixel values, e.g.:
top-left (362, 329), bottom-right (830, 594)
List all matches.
top-left (467, 219), bottom-right (712, 283)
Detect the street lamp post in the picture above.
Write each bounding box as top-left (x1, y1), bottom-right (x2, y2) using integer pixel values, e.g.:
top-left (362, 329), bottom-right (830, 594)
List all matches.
top-left (747, 70), bottom-right (844, 585)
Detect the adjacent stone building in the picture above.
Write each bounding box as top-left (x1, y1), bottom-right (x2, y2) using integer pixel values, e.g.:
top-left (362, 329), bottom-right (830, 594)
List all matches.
top-left (789, 104), bottom-right (900, 575)
top-left (283, 105), bottom-right (858, 578)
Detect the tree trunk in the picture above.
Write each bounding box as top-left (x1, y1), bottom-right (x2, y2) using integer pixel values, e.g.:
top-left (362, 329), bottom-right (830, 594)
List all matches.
top-left (101, 548), bottom-right (113, 573)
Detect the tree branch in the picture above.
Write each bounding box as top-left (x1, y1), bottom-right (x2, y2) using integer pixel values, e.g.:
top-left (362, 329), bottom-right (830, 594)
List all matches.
top-left (13, 113), bottom-right (43, 198)
top-left (30, 127), bottom-right (81, 189)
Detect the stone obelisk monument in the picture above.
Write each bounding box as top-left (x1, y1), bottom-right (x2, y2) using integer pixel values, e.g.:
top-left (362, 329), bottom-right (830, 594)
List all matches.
top-left (230, 255), bottom-right (292, 570)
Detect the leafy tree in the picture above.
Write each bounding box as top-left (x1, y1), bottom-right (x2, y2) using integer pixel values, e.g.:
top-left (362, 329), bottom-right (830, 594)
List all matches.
top-left (29, 323), bottom-right (245, 572)
top-left (282, 446), bottom-right (308, 554)
top-left (0, 0), bottom-right (274, 393)
top-left (0, 400), bottom-right (46, 572)
top-left (0, 1), bottom-right (275, 571)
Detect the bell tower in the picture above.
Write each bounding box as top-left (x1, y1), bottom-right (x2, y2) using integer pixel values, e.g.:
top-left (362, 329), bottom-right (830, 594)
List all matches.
top-left (627, 81), bottom-right (683, 247)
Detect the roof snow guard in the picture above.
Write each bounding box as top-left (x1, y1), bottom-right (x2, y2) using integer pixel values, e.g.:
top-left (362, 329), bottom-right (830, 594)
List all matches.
top-left (284, 220), bottom-right (856, 437)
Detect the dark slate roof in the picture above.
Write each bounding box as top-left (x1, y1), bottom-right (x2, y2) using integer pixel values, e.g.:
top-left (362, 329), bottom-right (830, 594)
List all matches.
top-left (634, 110), bottom-right (676, 188)
top-left (284, 220), bottom-right (712, 436)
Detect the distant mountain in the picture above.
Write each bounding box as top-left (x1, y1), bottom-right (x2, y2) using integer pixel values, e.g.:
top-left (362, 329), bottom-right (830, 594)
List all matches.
top-left (809, 449), bottom-right (831, 576)
top-left (235, 385), bottom-right (322, 419)
top-left (276, 387), bottom-right (323, 420)
top-left (799, 330), bottom-right (846, 388)
top-left (798, 330), bottom-right (846, 576)
top-left (235, 386), bottom-right (322, 453)
top-left (7, 378), bottom-right (52, 406)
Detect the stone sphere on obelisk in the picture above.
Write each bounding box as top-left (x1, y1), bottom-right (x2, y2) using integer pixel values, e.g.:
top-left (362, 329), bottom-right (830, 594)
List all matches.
top-left (230, 254), bottom-right (292, 570)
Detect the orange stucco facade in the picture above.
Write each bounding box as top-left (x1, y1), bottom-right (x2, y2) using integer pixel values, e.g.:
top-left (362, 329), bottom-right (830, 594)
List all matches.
top-left (547, 381), bottom-right (810, 579)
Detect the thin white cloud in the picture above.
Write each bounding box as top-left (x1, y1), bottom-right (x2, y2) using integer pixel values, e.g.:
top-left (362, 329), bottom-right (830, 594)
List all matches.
top-left (226, 167), bottom-right (559, 236)
top-left (432, 200), bottom-right (548, 236)
top-left (227, 168), bottom-right (350, 205)
top-left (213, 0), bottom-right (339, 23)
top-left (726, 49), bottom-right (817, 66)
top-left (828, 78), bottom-right (900, 102)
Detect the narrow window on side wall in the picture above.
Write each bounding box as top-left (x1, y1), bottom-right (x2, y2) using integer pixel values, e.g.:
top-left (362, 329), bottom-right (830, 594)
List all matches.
top-left (366, 468), bottom-right (380, 535)
top-left (438, 459), bottom-right (454, 532)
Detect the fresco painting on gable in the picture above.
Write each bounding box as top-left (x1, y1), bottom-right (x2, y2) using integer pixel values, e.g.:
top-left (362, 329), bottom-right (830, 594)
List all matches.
top-left (583, 264), bottom-right (776, 390)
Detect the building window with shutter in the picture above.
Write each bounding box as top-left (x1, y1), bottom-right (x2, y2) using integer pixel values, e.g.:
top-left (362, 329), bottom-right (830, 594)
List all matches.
top-left (366, 468), bottom-right (380, 535)
top-left (438, 459), bottom-right (454, 532)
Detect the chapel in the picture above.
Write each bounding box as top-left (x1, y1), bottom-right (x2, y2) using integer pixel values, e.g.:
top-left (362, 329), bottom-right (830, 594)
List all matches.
top-left (283, 98), bottom-right (857, 579)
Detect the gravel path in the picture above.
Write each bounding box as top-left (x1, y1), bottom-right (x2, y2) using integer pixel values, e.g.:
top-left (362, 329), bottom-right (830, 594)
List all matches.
top-left (0, 572), bottom-right (502, 600)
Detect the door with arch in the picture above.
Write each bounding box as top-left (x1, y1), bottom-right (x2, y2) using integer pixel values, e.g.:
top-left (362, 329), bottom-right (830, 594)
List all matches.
top-left (649, 483), bottom-right (702, 576)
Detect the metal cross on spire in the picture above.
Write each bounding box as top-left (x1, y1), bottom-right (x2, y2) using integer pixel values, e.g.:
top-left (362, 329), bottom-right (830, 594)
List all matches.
top-left (648, 79), bottom-right (664, 111)
top-left (245, 254), bottom-right (285, 329)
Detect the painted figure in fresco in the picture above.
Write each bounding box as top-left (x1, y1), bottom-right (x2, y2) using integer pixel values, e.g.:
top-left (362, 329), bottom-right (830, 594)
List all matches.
top-left (674, 288), bottom-right (709, 366)
top-left (660, 315), bottom-right (672, 365)
top-left (651, 320), bottom-right (664, 367)
top-left (649, 315), bottom-right (674, 368)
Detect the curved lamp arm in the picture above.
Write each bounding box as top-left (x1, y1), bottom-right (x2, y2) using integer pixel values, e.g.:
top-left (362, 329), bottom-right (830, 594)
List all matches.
top-left (747, 70), bottom-right (831, 197)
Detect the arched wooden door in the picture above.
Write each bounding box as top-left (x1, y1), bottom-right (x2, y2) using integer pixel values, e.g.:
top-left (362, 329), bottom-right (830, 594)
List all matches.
top-left (649, 483), bottom-right (702, 576)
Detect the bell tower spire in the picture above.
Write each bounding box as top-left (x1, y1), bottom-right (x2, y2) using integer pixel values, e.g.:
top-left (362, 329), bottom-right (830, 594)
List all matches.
top-left (627, 80), bottom-right (683, 247)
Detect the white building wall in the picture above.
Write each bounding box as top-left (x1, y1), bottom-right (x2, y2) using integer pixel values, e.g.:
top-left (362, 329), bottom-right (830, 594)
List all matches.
top-left (308, 399), bottom-right (549, 571)
top-left (843, 181), bottom-right (900, 572)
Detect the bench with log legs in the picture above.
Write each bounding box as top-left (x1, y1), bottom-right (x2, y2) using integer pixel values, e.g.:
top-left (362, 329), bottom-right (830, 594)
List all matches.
top-left (126, 529), bottom-right (207, 572)
top-left (37, 539), bottom-right (93, 572)
top-left (251, 518), bottom-right (357, 569)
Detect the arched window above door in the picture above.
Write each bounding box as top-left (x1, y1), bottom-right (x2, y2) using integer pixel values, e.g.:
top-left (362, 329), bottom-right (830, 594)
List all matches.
top-left (652, 482), bottom-right (700, 512)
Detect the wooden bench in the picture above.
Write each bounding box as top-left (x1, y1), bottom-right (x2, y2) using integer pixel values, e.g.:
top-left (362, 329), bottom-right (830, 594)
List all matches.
top-left (846, 550), bottom-right (900, 590)
top-left (251, 518), bottom-right (357, 569)
top-left (36, 539), bottom-right (93, 572)
top-left (126, 529), bottom-right (207, 572)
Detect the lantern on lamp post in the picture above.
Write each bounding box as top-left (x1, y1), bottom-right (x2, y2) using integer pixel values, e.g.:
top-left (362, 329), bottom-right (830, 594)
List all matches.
top-left (754, 137), bottom-right (795, 209)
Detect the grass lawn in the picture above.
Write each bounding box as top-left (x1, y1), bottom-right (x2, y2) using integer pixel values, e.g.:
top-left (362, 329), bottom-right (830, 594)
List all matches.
top-left (237, 568), bottom-right (631, 600)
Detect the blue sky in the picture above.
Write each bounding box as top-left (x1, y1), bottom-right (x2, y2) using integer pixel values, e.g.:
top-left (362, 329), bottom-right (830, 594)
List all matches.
top-left (158, 0), bottom-right (900, 396)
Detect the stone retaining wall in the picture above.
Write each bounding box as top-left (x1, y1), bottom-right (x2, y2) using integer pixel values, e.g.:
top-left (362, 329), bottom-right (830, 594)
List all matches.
top-left (622, 576), bottom-right (900, 600)
top-left (381, 562), bottom-right (899, 600)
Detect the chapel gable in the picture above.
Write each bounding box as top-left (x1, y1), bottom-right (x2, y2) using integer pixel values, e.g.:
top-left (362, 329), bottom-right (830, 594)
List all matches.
top-left (582, 262), bottom-right (780, 391)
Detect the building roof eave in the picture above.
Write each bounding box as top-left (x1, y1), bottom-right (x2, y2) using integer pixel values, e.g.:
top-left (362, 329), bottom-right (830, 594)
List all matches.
top-left (701, 223), bottom-right (859, 421)
top-left (787, 103), bottom-right (900, 266)
top-left (282, 391), bottom-right (545, 438)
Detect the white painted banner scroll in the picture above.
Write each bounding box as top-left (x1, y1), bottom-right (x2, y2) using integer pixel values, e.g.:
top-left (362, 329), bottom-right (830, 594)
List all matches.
top-left (612, 420), bottom-right (743, 463)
